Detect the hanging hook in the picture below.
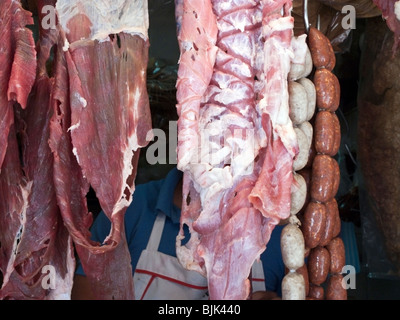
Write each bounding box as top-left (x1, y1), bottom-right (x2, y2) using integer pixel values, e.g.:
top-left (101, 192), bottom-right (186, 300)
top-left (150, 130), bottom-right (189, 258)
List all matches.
top-left (303, 0), bottom-right (310, 34)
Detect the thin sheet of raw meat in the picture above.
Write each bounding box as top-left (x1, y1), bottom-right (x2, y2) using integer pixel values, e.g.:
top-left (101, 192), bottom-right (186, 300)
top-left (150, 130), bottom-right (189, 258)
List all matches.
top-left (49, 0), bottom-right (152, 299)
top-left (0, 0), bottom-right (36, 170)
top-left (0, 1), bottom-right (74, 299)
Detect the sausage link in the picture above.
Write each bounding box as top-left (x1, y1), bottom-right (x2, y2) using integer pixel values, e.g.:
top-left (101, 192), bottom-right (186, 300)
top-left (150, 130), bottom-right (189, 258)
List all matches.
top-left (327, 237), bottom-right (346, 274)
top-left (293, 127), bottom-right (310, 171)
top-left (290, 173), bottom-right (307, 216)
top-left (281, 223), bottom-right (305, 270)
top-left (302, 201), bottom-right (326, 249)
top-left (308, 27), bottom-right (336, 71)
top-left (298, 78), bottom-right (316, 121)
top-left (319, 198), bottom-right (340, 247)
top-left (310, 154), bottom-right (340, 203)
top-left (308, 246), bottom-right (330, 285)
top-left (314, 68), bottom-right (341, 112)
top-left (297, 167), bottom-right (311, 214)
top-left (282, 271), bottom-right (306, 300)
top-left (314, 111), bottom-right (341, 156)
top-left (289, 81), bottom-right (309, 125)
top-left (330, 198), bottom-right (342, 239)
top-left (326, 274), bottom-right (347, 300)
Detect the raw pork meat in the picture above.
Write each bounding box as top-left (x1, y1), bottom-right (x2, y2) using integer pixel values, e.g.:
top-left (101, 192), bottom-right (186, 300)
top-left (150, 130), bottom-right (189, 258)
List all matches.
top-left (176, 0), bottom-right (298, 299)
top-left (49, 0), bottom-right (152, 299)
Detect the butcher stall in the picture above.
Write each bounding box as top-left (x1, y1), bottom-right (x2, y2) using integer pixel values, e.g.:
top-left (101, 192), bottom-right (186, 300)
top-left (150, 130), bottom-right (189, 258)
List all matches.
top-left (0, 0), bottom-right (400, 302)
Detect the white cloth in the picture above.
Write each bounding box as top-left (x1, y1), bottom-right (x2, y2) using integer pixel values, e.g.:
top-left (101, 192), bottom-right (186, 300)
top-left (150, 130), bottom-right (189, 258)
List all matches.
top-left (133, 212), bottom-right (266, 300)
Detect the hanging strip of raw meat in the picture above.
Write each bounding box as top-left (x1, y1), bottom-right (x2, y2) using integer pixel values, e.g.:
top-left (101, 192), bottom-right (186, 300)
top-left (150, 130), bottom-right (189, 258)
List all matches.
top-left (0, 78), bottom-right (75, 301)
top-left (0, 0), bottom-right (36, 170)
top-left (55, 0), bottom-right (152, 222)
top-left (176, 0), bottom-right (297, 300)
top-left (48, 0), bottom-right (152, 299)
top-left (249, 0), bottom-right (298, 219)
top-left (49, 36), bottom-right (138, 300)
top-left (175, 0), bottom-right (218, 276)
top-left (0, 0), bottom-right (75, 300)
top-left (0, 124), bottom-right (32, 299)
top-left (373, 0), bottom-right (400, 54)
top-left (175, 0), bottom-right (218, 170)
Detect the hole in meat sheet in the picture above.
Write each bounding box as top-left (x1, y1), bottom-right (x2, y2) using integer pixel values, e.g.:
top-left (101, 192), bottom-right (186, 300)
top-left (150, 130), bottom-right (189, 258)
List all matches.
top-left (117, 34), bottom-right (121, 49)
top-left (123, 185), bottom-right (132, 204)
top-left (186, 192), bottom-right (191, 206)
top-left (86, 187), bottom-right (102, 221)
top-left (109, 34), bottom-right (122, 49)
top-left (181, 223), bottom-right (191, 246)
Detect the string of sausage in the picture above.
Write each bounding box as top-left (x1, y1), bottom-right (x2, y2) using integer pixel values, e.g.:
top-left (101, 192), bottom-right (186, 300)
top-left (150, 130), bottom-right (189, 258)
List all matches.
top-left (280, 32), bottom-right (313, 300)
top-left (280, 27), bottom-right (347, 300)
top-left (305, 27), bottom-right (347, 300)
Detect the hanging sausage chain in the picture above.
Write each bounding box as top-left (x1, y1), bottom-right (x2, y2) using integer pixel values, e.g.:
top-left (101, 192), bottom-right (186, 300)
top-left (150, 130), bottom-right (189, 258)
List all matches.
top-left (305, 26), bottom-right (347, 300)
top-left (280, 35), bottom-right (314, 300)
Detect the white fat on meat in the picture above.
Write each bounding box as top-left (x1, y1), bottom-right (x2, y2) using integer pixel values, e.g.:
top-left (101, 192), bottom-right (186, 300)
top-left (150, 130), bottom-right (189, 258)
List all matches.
top-left (198, 105), bottom-right (256, 174)
top-left (259, 32), bottom-right (297, 158)
top-left (63, 38), bottom-right (70, 52)
top-left (47, 237), bottom-right (75, 300)
top-left (215, 50), bottom-right (253, 79)
top-left (55, 0), bottom-right (149, 42)
top-left (1, 182), bottom-right (32, 287)
top-left (219, 32), bottom-right (257, 65)
top-left (68, 122), bottom-right (80, 133)
top-left (111, 87), bottom-right (143, 217)
top-left (396, 1), bottom-right (400, 21)
top-left (217, 7), bottom-right (262, 34)
top-left (213, 0), bottom-right (258, 16)
top-left (189, 164), bottom-right (232, 225)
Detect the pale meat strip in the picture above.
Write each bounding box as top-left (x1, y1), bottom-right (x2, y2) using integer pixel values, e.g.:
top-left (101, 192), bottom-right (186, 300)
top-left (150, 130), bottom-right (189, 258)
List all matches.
top-left (176, 0), bottom-right (298, 300)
